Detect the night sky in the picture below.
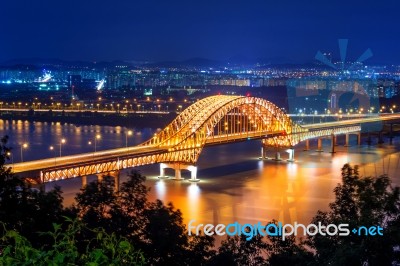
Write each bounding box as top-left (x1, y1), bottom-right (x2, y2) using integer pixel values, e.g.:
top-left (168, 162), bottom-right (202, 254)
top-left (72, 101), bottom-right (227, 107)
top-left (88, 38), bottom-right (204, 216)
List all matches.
top-left (1, 0), bottom-right (399, 64)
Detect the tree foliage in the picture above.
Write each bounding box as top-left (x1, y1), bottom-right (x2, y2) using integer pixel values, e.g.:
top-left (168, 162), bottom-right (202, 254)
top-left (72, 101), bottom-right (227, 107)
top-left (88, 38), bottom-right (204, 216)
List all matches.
top-left (0, 218), bottom-right (145, 265)
top-left (306, 164), bottom-right (400, 265)
top-left (1, 132), bottom-right (400, 265)
top-left (74, 172), bottom-right (215, 265)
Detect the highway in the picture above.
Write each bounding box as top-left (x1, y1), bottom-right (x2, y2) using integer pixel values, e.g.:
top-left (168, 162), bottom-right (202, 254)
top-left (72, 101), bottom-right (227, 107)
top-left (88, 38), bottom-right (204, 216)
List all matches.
top-left (0, 108), bottom-right (169, 114)
top-left (303, 114), bottom-right (400, 130)
top-left (7, 114), bottom-right (400, 175)
top-left (7, 130), bottom-right (282, 173)
top-left (8, 145), bottom-right (163, 173)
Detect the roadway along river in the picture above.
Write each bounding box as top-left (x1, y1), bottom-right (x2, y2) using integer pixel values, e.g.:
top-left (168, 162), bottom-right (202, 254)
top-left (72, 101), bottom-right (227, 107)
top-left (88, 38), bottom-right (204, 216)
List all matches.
top-left (1, 119), bottom-right (400, 227)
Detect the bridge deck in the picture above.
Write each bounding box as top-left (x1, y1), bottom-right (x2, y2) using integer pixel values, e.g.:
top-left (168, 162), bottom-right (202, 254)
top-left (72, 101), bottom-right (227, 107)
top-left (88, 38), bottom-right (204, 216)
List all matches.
top-left (7, 130), bottom-right (281, 174)
top-left (6, 114), bottom-right (400, 176)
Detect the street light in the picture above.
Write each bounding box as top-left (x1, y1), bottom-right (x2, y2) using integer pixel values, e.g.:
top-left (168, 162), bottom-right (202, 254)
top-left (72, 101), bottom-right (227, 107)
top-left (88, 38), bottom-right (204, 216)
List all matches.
top-left (95, 134), bottom-right (101, 152)
top-left (59, 138), bottom-right (66, 157)
top-left (6, 151), bottom-right (13, 166)
top-left (50, 146), bottom-right (56, 165)
top-left (126, 130), bottom-right (133, 148)
top-left (20, 143), bottom-right (28, 162)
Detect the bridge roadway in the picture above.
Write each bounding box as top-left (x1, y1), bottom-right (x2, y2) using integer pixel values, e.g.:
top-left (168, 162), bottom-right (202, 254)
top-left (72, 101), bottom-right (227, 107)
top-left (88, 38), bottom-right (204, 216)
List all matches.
top-left (8, 130), bottom-right (284, 174)
top-left (302, 114), bottom-right (400, 130)
top-left (7, 113), bottom-right (400, 181)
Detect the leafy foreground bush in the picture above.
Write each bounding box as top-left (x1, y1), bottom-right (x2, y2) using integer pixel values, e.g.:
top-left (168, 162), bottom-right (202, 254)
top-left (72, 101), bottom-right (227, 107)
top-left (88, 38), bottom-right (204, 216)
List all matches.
top-left (0, 217), bottom-right (145, 266)
top-left (0, 133), bottom-right (400, 265)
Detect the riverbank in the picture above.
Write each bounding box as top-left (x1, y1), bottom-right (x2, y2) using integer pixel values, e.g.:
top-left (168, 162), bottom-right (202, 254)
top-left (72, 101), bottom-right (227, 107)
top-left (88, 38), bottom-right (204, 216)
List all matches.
top-left (0, 109), bottom-right (176, 128)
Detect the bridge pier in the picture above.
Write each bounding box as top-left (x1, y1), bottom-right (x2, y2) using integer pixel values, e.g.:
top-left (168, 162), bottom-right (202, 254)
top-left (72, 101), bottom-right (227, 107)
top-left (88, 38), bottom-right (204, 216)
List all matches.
top-left (158, 163), bottom-right (169, 179)
top-left (286, 148), bottom-right (295, 162)
top-left (316, 138), bottom-right (323, 152)
top-left (344, 133), bottom-right (350, 147)
top-left (188, 165), bottom-right (200, 182)
top-left (330, 133), bottom-right (336, 153)
top-left (259, 146), bottom-right (267, 159)
top-left (303, 139), bottom-right (310, 151)
top-left (390, 124), bottom-right (393, 144)
top-left (378, 131), bottom-right (384, 144)
top-left (107, 171), bottom-right (120, 192)
top-left (95, 171), bottom-right (120, 192)
top-left (367, 132), bottom-right (372, 145)
top-left (81, 175), bottom-right (87, 188)
top-left (174, 167), bottom-right (183, 180)
top-left (158, 163), bottom-right (200, 182)
top-left (273, 147), bottom-right (282, 161)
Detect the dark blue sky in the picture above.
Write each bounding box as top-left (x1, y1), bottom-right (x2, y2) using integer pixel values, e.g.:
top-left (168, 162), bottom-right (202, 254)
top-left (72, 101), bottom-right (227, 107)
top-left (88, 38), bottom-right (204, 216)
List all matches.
top-left (1, 0), bottom-right (399, 64)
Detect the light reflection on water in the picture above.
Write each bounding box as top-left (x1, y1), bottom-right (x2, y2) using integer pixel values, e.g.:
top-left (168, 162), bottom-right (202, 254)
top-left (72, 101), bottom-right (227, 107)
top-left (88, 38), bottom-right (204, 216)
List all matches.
top-left (143, 141), bottom-right (400, 228)
top-left (2, 120), bottom-right (400, 228)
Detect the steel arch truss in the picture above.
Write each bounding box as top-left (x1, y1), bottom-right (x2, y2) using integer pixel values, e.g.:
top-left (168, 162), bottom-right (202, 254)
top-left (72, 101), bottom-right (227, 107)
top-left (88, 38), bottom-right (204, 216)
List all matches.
top-left (41, 148), bottom-right (202, 182)
top-left (142, 95), bottom-right (305, 162)
top-left (262, 125), bottom-right (361, 147)
top-left (39, 95), bottom-right (362, 182)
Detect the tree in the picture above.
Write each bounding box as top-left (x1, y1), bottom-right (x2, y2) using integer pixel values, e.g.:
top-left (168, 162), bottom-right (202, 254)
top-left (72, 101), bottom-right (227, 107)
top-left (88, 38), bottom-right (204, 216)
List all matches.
top-left (210, 231), bottom-right (267, 266)
top-left (117, 170), bottom-right (150, 242)
top-left (142, 200), bottom-right (190, 265)
top-left (74, 175), bottom-right (119, 232)
top-left (265, 221), bottom-right (313, 266)
top-left (0, 218), bottom-right (145, 265)
top-left (0, 136), bottom-right (68, 248)
top-left (75, 171), bottom-right (216, 265)
top-left (306, 164), bottom-right (400, 265)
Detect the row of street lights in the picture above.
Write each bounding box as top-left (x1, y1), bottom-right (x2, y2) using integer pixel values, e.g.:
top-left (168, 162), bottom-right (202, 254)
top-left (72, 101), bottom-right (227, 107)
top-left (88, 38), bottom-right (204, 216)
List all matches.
top-left (8, 130), bottom-right (135, 164)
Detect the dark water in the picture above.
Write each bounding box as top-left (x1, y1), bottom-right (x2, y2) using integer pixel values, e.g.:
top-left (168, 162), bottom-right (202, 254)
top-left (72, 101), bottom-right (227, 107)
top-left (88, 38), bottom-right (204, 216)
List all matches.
top-left (1, 119), bottom-right (400, 227)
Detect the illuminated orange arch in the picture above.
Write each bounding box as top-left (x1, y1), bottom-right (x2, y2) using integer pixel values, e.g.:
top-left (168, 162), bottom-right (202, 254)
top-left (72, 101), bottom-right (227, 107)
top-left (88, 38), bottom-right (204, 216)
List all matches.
top-left (141, 95), bottom-right (303, 155)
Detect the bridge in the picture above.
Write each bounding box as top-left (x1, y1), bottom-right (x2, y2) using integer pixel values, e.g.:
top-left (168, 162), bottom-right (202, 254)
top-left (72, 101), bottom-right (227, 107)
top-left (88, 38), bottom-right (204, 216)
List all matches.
top-left (6, 95), bottom-right (400, 187)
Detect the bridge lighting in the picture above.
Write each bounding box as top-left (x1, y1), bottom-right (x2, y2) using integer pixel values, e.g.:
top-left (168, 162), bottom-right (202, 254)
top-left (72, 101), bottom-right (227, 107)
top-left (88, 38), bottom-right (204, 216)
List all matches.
top-left (94, 134), bottom-right (101, 152)
top-left (6, 151), bottom-right (13, 165)
top-left (20, 143), bottom-right (28, 162)
top-left (59, 138), bottom-right (66, 157)
top-left (126, 130), bottom-right (133, 148)
top-left (50, 146), bottom-right (57, 165)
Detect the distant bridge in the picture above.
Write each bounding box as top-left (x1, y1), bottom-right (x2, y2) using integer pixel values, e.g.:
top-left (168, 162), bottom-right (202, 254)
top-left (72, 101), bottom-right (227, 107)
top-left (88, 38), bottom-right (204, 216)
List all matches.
top-left (7, 95), bottom-right (400, 187)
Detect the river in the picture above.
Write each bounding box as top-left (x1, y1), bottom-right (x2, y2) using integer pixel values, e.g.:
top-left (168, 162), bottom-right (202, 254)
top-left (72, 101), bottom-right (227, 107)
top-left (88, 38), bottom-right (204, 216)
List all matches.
top-left (1, 119), bottom-right (400, 228)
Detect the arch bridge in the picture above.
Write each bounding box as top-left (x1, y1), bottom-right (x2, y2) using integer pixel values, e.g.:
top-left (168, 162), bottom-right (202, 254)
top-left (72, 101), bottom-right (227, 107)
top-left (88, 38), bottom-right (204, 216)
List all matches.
top-left (9, 95), bottom-right (370, 184)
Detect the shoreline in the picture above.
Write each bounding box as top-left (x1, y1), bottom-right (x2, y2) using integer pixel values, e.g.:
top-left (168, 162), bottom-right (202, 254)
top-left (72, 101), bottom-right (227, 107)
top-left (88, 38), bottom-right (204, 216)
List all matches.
top-left (0, 110), bottom-right (176, 128)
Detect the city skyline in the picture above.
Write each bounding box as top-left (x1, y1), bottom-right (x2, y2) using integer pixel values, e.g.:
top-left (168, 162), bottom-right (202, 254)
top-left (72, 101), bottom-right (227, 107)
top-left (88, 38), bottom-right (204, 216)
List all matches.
top-left (1, 0), bottom-right (400, 64)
